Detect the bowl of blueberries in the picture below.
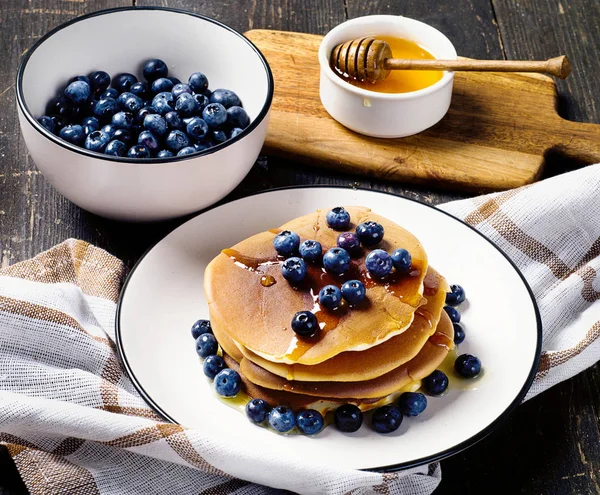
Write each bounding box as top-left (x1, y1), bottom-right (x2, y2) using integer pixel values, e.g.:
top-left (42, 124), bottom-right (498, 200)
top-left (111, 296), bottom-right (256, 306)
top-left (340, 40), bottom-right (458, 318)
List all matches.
top-left (16, 7), bottom-right (273, 221)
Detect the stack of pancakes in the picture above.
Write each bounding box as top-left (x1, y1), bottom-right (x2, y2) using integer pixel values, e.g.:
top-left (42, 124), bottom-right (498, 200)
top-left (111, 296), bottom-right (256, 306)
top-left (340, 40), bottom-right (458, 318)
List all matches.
top-left (204, 206), bottom-right (454, 414)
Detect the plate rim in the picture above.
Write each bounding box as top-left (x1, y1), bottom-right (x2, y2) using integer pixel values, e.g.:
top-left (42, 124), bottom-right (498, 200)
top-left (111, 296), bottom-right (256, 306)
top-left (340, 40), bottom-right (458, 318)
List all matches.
top-left (115, 185), bottom-right (542, 473)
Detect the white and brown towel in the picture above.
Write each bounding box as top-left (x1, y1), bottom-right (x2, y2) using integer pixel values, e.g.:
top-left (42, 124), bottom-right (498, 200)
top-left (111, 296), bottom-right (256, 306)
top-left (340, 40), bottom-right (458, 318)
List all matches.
top-left (1, 163), bottom-right (600, 494)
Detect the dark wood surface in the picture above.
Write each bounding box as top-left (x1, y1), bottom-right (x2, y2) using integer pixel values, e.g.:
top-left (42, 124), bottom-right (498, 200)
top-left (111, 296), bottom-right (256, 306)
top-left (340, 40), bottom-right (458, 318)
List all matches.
top-left (0, 1), bottom-right (598, 494)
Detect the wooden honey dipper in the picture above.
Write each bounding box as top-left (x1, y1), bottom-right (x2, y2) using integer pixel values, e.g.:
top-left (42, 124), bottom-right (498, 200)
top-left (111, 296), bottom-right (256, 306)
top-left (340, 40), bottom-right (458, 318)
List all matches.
top-left (331, 37), bottom-right (572, 83)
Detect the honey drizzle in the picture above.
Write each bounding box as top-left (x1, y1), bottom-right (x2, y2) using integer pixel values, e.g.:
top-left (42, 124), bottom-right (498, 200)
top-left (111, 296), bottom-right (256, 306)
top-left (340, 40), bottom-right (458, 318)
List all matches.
top-left (260, 275), bottom-right (277, 287)
top-left (428, 331), bottom-right (454, 351)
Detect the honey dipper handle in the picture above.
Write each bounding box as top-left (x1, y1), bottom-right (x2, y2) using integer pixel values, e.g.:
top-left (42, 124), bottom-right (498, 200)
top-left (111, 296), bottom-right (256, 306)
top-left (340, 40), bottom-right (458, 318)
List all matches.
top-left (383, 56), bottom-right (572, 79)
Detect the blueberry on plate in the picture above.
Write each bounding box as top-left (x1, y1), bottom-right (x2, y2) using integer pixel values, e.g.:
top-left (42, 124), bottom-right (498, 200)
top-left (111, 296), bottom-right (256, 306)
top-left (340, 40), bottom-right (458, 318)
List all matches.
top-left (454, 354), bottom-right (481, 378)
top-left (38, 116), bottom-right (55, 133)
top-left (143, 114), bottom-right (168, 136)
top-left (192, 93), bottom-right (209, 113)
top-left (81, 116), bottom-right (100, 131)
top-left (398, 392), bottom-right (427, 417)
top-left (58, 124), bottom-right (85, 145)
top-left (323, 247), bottom-right (351, 275)
top-left (334, 404), bottom-right (363, 432)
top-left (337, 232), bottom-right (360, 254)
top-left (372, 405), bottom-right (402, 433)
top-left (88, 70), bottom-right (111, 93)
top-left (104, 140), bottom-right (127, 157)
top-left (177, 146), bottom-right (197, 156)
top-left (273, 230), bottom-right (300, 257)
top-left (281, 257), bottom-right (307, 283)
top-left (100, 88), bottom-right (119, 100)
top-left (138, 130), bottom-right (159, 152)
top-left (319, 285), bottom-right (342, 310)
top-left (299, 239), bottom-right (322, 263)
top-left (151, 92), bottom-right (175, 115)
top-left (326, 207), bottom-right (351, 231)
top-left (64, 80), bottom-right (91, 105)
top-left (112, 73), bottom-right (138, 93)
top-left (268, 406), bottom-right (296, 433)
top-left (127, 144), bottom-right (151, 158)
top-left (391, 248), bottom-right (412, 273)
top-left (291, 311), bottom-right (319, 337)
top-left (453, 323), bottom-right (465, 345)
top-left (84, 130), bottom-right (110, 152)
top-left (164, 111), bottom-right (184, 130)
top-left (143, 58), bottom-right (168, 82)
top-left (188, 72), bottom-right (209, 94)
top-left (214, 368), bottom-right (242, 397)
top-left (129, 81), bottom-right (150, 100)
top-left (296, 409), bottom-right (324, 435)
top-left (157, 149), bottom-right (174, 158)
top-left (203, 354), bottom-right (226, 379)
top-left (195, 333), bottom-right (218, 358)
top-left (186, 116), bottom-right (209, 142)
top-left (210, 88), bottom-right (241, 108)
top-left (229, 127), bottom-right (244, 139)
top-left (341, 280), bottom-right (366, 305)
top-left (111, 111), bottom-right (134, 130)
top-left (356, 221), bottom-right (384, 247)
top-left (172, 83), bottom-right (192, 99)
top-left (444, 306), bottom-right (461, 323)
top-left (226, 106), bottom-right (250, 129)
top-left (423, 370), bottom-right (449, 395)
top-left (212, 130), bottom-right (227, 144)
top-left (202, 103), bottom-right (228, 128)
top-left (165, 130), bottom-right (190, 152)
top-left (365, 249), bottom-right (393, 278)
top-left (246, 399), bottom-right (271, 424)
top-left (191, 319), bottom-right (212, 339)
top-left (93, 97), bottom-right (119, 122)
top-left (446, 284), bottom-right (466, 306)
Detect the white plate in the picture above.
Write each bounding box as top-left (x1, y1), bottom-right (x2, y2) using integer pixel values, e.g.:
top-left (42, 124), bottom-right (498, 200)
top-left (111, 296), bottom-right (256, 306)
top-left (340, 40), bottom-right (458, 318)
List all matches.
top-left (116, 187), bottom-right (541, 471)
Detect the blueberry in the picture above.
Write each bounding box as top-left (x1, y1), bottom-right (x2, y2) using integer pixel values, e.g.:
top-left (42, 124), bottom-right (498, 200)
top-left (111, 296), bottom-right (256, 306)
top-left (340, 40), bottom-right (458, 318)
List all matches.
top-left (341, 280), bottom-right (366, 305)
top-left (165, 130), bottom-right (190, 152)
top-left (194, 142), bottom-right (211, 152)
top-left (210, 88), bottom-right (241, 108)
top-left (84, 130), bottom-right (110, 152)
top-left (391, 248), bottom-right (412, 273)
top-left (446, 284), bottom-right (466, 306)
top-left (323, 247), bottom-right (351, 275)
top-left (58, 124), bottom-right (85, 145)
top-left (49, 115), bottom-right (67, 132)
top-left (89, 70), bottom-right (111, 93)
top-left (299, 240), bottom-right (322, 263)
top-left (151, 78), bottom-right (174, 95)
top-left (188, 72), bottom-right (209, 93)
top-left (356, 221), bottom-right (384, 247)
top-left (112, 73), bottom-right (138, 93)
top-left (365, 249), bottom-right (393, 278)
top-left (177, 146), bottom-right (197, 156)
top-left (138, 130), bottom-right (159, 152)
top-left (372, 405), bottom-right (402, 433)
top-left (230, 127), bottom-right (244, 139)
top-left (112, 128), bottom-right (132, 145)
top-left (127, 144), bottom-right (151, 158)
top-left (296, 409), bottom-right (324, 435)
top-left (82, 124), bottom-right (96, 137)
top-left (192, 93), bottom-right (209, 113)
top-left (81, 116), bottom-right (100, 131)
top-left (444, 306), bottom-right (461, 323)
top-left (164, 111), bottom-right (184, 130)
top-left (334, 404), bottom-right (363, 432)
top-left (168, 77), bottom-right (181, 86)
top-left (143, 59), bottom-right (168, 82)
top-left (226, 106), bottom-right (250, 129)
top-left (282, 257), bottom-right (307, 283)
top-left (100, 88), bottom-right (119, 100)
top-left (398, 392), bottom-right (427, 417)
top-left (151, 92), bottom-right (175, 115)
top-left (129, 81), bottom-right (149, 100)
top-left (68, 74), bottom-right (90, 86)
top-left (111, 111), bottom-right (134, 130)
top-left (104, 140), bottom-right (127, 156)
top-left (318, 285), bottom-right (342, 310)
top-left (191, 319), bottom-right (212, 339)
top-left (454, 354), bottom-right (481, 378)
top-left (137, 105), bottom-right (156, 123)
top-left (246, 399), bottom-right (271, 423)
top-left (202, 103), bottom-right (227, 128)
top-left (423, 370), bottom-right (449, 395)
top-left (291, 311), bottom-right (319, 337)
top-left (326, 207), bottom-right (351, 231)
top-left (157, 149), bottom-right (174, 158)
top-left (273, 230), bottom-right (300, 257)
top-left (119, 93), bottom-right (144, 113)
top-left (172, 83), bottom-right (192, 99)
top-left (93, 97), bottom-right (119, 122)
top-left (337, 232), bottom-right (360, 254)
top-left (45, 95), bottom-right (69, 116)
top-left (175, 93), bottom-right (198, 117)
top-left (143, 114), bottom-right (167, 136)
top-left (212, 130), bottom-right (227, 144)
top-left (268, 406), bottom-right (296, 433)
top-left (195, 333), bottom-right (218, 358)
top-left (214, 368), bottom-right (242, 397)
top-left (453, 323), bottom-right (465, 345)
top-left (38, 116), bottom-right (55, 133)
top-left (101, 124), bottom-right (116, 139)
top-left (64, 80), bottom-right (91, 104)
top-left (203, 355), bottom-right (226, 379)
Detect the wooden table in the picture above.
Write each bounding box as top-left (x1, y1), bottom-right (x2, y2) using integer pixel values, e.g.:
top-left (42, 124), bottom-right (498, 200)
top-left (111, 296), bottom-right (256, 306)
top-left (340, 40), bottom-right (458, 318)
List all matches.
top-left (1, 1), bottom-right (599, 494)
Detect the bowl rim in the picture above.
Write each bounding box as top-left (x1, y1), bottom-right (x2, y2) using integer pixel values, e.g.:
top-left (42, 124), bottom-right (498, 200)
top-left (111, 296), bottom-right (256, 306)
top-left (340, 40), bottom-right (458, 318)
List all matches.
top-left (16, 6), bottom-right (274, 165)
top-left (318, 14), bottom-right (457, 101)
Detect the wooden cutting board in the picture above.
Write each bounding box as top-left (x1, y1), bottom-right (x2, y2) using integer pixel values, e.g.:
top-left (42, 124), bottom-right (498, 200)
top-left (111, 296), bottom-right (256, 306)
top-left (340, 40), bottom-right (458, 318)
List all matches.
top-left (245, 29), bottom-right (600, 192)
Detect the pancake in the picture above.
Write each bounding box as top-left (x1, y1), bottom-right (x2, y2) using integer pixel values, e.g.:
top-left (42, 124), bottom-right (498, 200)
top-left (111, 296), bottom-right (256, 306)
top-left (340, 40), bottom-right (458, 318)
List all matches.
top-left (239, 310), bottom-right (455, 400)
top-left (237, 267), bottom-right (449, 382)
top-left (205, 206), bottom-right (429, 365)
